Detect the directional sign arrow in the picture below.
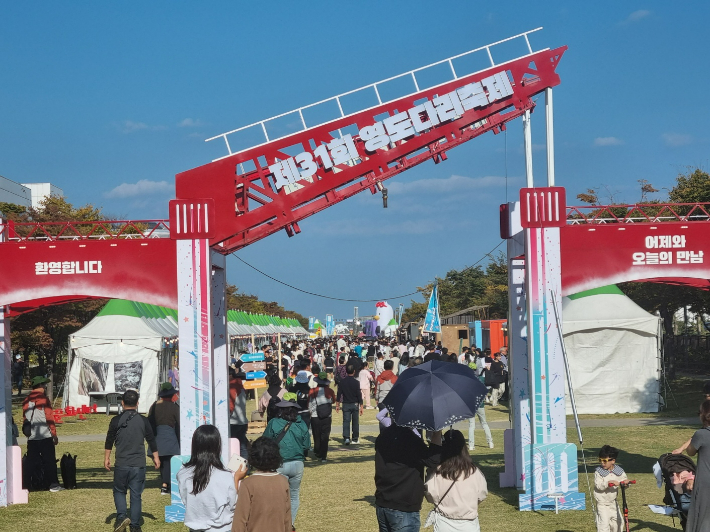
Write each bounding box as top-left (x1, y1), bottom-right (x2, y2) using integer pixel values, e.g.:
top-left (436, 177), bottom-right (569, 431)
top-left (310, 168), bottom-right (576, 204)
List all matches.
top-left (242, 379), bottom-right (266, 390)
top-left (246, 371), bottom-right (267, 380)
top-left (241, 362), bottom-right (266, 372)
top-left (240, 352), bottom-right (265, 362)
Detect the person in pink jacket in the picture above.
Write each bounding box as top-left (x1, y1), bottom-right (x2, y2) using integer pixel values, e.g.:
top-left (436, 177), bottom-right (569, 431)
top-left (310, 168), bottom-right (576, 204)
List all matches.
top-left (358, 361), bottom-right (374, 409)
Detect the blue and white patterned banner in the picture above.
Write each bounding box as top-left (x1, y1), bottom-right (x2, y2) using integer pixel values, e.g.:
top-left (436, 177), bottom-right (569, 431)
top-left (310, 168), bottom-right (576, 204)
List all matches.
top-left (325, 314), bottom-right (334, 336)
top-left (423, 283), bottom-right (441, 334)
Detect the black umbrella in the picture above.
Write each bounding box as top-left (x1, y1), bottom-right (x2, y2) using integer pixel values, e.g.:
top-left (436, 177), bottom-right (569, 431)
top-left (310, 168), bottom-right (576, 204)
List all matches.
top-left (382, 360), bottom-right (488, 431)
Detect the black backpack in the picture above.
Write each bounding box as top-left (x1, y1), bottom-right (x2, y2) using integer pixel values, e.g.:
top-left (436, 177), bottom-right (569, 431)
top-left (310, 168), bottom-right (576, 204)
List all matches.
top-left (295, 387), bottom-right (310, 410)
top-left (266, 396), bottom-right (281, 421)
top-left (60, 453), bottom-right (77, 489)
top-left (22, 453), bottom-right (47, 491)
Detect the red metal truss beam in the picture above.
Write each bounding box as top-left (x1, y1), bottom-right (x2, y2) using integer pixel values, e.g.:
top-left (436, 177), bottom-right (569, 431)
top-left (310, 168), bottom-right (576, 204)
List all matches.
top-left (0, 220), bottom-right (170, 242)
top-left (566, 203), bottom-right (710, 224)
top-left (176, 46), bottom-right (567, 253)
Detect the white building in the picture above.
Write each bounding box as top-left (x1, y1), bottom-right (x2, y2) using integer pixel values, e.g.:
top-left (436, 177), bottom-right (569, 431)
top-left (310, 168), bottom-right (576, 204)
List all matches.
top-left (0, 175), bottom-right (63, 209)
top-left (0, 175), bottom-right (32, 207)
top-left (21, 182), bottom-right (64, 208)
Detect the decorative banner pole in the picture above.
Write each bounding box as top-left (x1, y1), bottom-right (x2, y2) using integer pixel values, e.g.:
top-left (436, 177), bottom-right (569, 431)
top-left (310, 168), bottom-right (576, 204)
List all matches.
top-left (501, 88), bottom-right (585, 511)
top-left (423, 282), bottom-right (442, 338)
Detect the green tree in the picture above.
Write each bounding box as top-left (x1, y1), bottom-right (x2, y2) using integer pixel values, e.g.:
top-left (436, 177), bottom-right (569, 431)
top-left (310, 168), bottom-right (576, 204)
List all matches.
top-left (401, 253), bottom-right (509, 325)
top-left (669, 168), bottom-right (710, 203)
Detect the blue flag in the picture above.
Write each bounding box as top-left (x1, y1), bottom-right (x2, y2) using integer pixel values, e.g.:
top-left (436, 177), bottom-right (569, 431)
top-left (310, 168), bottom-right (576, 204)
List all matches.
top-left (325, 314), bottom-right (334, 336)
top-left (423, 283), bottom-right (441, 334)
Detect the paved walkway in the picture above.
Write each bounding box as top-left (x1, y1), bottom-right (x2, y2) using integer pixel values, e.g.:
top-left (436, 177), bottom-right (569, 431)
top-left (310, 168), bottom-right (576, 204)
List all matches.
top-left (24, 416), bottom-right (697, 444)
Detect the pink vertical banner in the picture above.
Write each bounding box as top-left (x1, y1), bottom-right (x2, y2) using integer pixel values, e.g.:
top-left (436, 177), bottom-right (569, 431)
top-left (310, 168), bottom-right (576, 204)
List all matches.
top-left (177, 239), bottom-right (214, 454)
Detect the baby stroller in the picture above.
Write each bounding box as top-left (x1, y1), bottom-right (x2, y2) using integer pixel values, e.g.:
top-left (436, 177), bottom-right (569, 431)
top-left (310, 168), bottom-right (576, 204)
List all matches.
top-left (656, 453), bottom-right (695, 530)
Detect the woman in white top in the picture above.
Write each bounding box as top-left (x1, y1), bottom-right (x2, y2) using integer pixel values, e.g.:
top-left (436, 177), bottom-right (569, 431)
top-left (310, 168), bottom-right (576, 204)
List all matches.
top-left (177, 424), bottom-right (247, 532)
top-left (424, 430), bottom-right (487, 532)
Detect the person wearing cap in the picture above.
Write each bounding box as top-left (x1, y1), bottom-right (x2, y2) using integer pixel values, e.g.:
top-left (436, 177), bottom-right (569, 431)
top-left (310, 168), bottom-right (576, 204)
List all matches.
top-left (104, 389), bottom-right (160, 532)
top-left (147, 382), bottom-right (180, 495)
top-left (22, 375), bottom-right (63, 492)
top-left (263, 395), bottom-right (311, 529)
top-left (229, 367), bottom-right (249, 461)
top-left (308, 372), bottom-right (335, 462)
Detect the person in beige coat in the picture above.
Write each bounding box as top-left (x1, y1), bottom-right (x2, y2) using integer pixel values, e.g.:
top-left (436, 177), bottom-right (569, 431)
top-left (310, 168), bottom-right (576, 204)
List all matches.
top-left (424, 430), bottom-right (487, 531)
top-left (594, 445), bottom-right (628, 532)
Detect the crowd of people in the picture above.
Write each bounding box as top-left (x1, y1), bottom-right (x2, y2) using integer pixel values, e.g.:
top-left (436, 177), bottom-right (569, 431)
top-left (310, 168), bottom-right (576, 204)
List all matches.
top-left (17, 335), bottom-right (507, 532)
top-left (219, 336), bottom-right (500, 532)
top-left (19, 333), bottom-right (710, 532)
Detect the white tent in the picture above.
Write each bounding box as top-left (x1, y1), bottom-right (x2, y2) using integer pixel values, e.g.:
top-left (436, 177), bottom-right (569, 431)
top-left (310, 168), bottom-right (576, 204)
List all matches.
top-left (562, 285), bottom-right (662, 414)
top-left (66, 300), bottom-right (174, 413)
top-left (66, 300), bottom-right (310, 412)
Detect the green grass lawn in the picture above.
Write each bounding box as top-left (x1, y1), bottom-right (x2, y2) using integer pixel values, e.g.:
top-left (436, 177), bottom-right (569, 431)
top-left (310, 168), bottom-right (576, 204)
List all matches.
top-left (4, 398), bottom-right (699, 532)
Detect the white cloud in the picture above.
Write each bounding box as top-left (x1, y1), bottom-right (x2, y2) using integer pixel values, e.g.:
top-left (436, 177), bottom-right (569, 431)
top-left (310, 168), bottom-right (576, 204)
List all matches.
top-left (594, 136), bottom-right (624, 146)
top-left (119, 120), bottom-right (167, 133)
top-left (662, 133), bottom-right (693, 147)
top-left (627, 9), bottom-right (650, 22)
top-left (121, 120), bottom-right (149, 133)
top-left (387, 174), bottom-right (511, 195)
top-left (178, 118), bottom-right (204, 127)
top-left (104, 180), bottom-right (173, 199)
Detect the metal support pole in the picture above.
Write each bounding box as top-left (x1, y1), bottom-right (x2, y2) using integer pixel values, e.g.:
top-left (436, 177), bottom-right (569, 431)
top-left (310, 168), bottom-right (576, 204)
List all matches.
top-left (523, 110), bottom-right (534, 188)
top-left (277, 333), bottom-right (282, 377)
top-left (545, 88), bottom-right (555, 187)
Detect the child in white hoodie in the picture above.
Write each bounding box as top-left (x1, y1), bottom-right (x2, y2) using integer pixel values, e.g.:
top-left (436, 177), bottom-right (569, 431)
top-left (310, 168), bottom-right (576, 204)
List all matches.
top-left (177, 425), bottom-right (247, 532)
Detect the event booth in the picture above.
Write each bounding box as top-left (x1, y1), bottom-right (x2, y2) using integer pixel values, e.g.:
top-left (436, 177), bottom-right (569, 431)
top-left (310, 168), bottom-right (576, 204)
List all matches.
top-left (66, 300), bottom-right (308, 413)
top-left (562, 285), bottom-right (663, 414)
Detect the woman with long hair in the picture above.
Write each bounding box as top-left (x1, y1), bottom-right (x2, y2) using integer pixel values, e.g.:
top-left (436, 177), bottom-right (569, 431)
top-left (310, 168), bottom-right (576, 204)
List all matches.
top-left (177, 425), bottom-right (246, 532)
top-left (424, 430), bottom-right (487, 531)
top-left (263, 398), bottom-right (311, 531)
top-left (684, 399), bottom-right (710, 531)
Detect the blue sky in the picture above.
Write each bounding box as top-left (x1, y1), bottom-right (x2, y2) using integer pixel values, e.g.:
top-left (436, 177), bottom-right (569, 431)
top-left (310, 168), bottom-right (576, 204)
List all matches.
top-left (2, 2), bottom-right (709, 321)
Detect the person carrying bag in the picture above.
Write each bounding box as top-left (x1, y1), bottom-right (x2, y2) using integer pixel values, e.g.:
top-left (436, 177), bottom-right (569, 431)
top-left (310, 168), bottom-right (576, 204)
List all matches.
top-left (424, 430), bottom-right (487, 531)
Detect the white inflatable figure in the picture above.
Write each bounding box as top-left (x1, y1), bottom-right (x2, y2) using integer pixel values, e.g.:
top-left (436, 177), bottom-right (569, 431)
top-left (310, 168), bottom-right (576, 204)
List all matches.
top-left (375, 301), bottom-right (394, 336)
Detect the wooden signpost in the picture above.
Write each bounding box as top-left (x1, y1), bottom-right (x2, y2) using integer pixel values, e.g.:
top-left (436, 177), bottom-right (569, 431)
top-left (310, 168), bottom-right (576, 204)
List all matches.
top-left (241, 350), bottom-right (266, 432)
top-left (243, 379), bottom-right (267, 390)
top-left (241, 361), bottom-right (266, 372)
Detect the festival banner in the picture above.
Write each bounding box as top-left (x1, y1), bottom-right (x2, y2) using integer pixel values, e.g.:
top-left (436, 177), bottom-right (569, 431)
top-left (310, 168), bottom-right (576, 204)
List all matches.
top-left (423, 283), bottom-right (441, 334)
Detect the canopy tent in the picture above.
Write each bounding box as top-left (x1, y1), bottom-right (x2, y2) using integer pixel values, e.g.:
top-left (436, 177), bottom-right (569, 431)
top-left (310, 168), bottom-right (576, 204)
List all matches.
top-left (66, 300), bottom-right (308, 412)
top-left (562, 285), bottom-right (662, 414)
top-left (66, 299), bottom-right (175, 413)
